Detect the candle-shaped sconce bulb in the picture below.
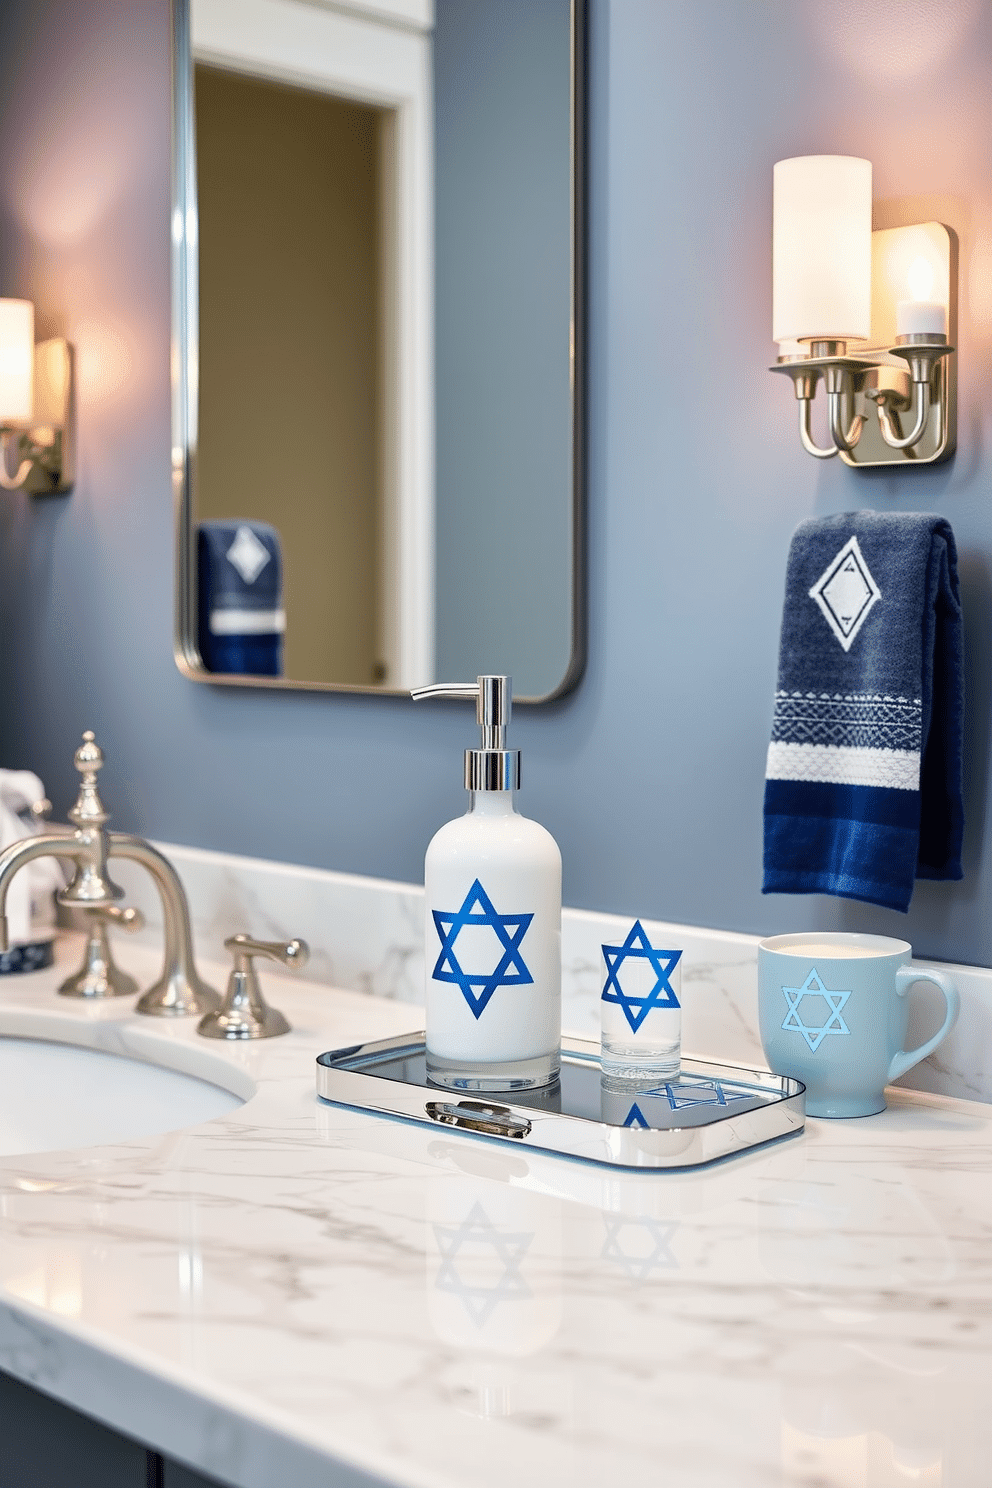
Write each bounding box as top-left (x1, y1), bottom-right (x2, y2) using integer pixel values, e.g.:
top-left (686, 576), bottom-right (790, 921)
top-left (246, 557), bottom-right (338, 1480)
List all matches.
top-left (907, 255), bottom-right (935, 302)
top-left (897, 254), bottom-right (946, 339)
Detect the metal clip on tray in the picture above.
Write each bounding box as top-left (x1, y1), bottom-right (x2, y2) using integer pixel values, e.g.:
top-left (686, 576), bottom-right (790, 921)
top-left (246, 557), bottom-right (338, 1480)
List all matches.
top-left (316, 1033), bottom-right (805, 1171)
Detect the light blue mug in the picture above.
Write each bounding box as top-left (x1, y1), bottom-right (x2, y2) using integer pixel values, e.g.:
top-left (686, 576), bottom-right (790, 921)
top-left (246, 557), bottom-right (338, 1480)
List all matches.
top-left (758, 932), bottom-right (960, 1118)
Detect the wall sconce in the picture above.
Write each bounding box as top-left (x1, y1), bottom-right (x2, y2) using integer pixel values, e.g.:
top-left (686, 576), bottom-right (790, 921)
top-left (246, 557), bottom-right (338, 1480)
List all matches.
top-left (0, 299), bottom-right (74, 494)
top-left (769, 156), bottom-right (956, 468)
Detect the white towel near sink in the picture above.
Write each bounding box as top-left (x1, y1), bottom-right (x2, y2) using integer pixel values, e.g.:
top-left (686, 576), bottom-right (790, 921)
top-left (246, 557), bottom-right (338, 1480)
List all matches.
top-left (0, 769), bottom-right (64, 947)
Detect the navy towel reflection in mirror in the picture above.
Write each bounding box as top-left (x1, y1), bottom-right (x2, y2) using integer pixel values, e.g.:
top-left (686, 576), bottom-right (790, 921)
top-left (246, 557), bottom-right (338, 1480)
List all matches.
top-left (197, 520), bottom-right (285, 675)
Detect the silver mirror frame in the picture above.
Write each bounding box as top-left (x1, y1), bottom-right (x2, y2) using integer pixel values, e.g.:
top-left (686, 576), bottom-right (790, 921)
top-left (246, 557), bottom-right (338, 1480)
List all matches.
top-left (170, 0), bottom-right (587, 703)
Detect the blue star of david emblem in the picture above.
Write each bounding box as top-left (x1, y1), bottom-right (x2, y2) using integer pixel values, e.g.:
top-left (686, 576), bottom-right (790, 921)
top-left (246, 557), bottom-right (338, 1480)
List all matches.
top-left (646, 1078), bottom-right (755, 1110)
top-left (432, 878), bottom-right (533, 1019)
top-left (601, 921), bottom-right (682, 1034)
top-left (602, 1215), bottom-right (679, 1282)
top-left (433, 1201), bottom-right (533, 1327)
top-left (781, 968), bottom-right (852, 1052)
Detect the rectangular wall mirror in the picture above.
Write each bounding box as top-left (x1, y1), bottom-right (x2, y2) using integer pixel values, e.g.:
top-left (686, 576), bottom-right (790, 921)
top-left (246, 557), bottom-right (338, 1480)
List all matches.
top-left (172, 0), bottom-right (585, 701)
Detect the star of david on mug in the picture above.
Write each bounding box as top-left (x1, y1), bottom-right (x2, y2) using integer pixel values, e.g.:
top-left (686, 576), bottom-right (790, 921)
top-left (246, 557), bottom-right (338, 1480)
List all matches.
top-left (600, 921), bottom-right (683, 1083)
top-left (758, 932), bottom-right (959, 1118)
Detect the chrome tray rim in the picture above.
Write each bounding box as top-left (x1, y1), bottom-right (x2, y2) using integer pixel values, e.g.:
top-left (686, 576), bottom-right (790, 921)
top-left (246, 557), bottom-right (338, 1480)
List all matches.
top-left (316, 1033), bottom-right (805, 1172)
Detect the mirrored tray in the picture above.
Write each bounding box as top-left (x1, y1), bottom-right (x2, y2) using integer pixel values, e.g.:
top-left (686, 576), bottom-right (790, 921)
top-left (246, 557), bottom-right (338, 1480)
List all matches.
top-left (316, 1033), bottom-right (805, 1171)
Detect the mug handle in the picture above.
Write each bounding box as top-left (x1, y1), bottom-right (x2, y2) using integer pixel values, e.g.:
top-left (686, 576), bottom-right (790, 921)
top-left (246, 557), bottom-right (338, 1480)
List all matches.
top-left (887, 965), bottom-right (960, 1083)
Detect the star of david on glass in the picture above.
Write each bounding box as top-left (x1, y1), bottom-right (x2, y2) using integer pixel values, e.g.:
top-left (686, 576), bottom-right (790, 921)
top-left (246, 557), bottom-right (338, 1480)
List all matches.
top-left (622, 1082), bottom-right (752, 1127)
top-left (781, 969), bottom-right (852, 1052)
top-left (601, 920), bottom-right (682, 1034)
top-left (650, 1079), bottom-right (755, 1110)
top-left (602, 1214), bottom-right (679, 1282)
top-left (431, 878), bottom-right (533, 1020)
top-left (433, 1201), bottom-right (533, 1327)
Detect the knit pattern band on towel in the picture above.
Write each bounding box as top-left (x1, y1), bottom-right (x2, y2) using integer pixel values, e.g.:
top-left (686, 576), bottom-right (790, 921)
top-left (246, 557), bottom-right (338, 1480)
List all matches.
top-left (763, 512), bottom-right (964, 913)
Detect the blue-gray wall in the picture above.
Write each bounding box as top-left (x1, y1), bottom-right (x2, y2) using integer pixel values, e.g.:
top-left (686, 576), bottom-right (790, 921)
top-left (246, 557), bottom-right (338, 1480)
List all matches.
top-left (2, 0), bottom-right (992, 967)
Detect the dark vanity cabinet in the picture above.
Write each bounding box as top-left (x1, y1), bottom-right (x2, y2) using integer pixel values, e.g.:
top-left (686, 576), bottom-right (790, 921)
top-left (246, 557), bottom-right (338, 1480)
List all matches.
top-left (0, 1372), bottom-right (224, 1488)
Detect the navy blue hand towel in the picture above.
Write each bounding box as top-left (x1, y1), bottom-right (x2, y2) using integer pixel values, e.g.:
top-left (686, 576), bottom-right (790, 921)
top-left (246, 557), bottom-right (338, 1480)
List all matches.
top-left (198, 520), bottom-right (285, 676)
top-left (763, 511), bottom-right (963, 913)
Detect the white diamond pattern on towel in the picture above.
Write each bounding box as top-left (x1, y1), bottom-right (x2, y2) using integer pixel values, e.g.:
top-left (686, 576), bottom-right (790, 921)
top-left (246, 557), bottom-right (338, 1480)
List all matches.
top-left (226, 526), bottom-right (271, 584)
top-left (809, 535), bottom-right (881, 652)
top-left (766, 741), bottom-right (921, 791)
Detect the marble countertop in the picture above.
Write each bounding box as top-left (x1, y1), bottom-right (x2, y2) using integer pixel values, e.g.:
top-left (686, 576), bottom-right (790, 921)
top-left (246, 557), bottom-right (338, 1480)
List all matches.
top-left (0, 937), bottom-right (990, 1488)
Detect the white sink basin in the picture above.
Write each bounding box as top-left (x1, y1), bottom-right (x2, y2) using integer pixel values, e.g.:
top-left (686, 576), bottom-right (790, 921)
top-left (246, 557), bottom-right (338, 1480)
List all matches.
top-left (0, 1036), bottom-right (244, 1156)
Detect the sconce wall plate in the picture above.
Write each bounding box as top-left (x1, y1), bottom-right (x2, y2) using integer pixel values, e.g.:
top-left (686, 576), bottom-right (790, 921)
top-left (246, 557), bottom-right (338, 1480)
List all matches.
top-left (0, 338), bottom-right (75, 495)
top-left (771, 222), bottom-right (956, 470)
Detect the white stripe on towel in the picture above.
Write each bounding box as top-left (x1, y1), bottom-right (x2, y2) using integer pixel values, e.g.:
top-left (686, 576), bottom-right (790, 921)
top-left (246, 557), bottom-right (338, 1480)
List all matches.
top-left (209, 608), bottom-right (286, 635)
top-left (766, 741), bottom-right (920, 791)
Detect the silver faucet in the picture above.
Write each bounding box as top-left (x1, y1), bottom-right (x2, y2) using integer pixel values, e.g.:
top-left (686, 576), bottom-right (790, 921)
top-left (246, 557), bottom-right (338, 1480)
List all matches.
top-left (198, 934), bottom-right (308, 1040)
top-left (0, 732), bottom-right (219, 1017)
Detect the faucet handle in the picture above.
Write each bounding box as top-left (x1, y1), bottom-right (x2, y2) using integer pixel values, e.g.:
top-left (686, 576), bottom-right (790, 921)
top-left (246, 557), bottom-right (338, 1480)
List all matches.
top-left (87, 904), bottom-right (145, 933)
top-left (197, 934), bottom-right (309, 1040)
top-left (223, 934), bottom-right (309, 973)
top-left (59, 902), bottom-right (146, 999)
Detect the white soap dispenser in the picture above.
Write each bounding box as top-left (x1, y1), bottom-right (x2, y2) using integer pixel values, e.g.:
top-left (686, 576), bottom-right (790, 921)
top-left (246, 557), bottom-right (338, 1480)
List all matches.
top-left (411, 676), bottom-right (561, 1092)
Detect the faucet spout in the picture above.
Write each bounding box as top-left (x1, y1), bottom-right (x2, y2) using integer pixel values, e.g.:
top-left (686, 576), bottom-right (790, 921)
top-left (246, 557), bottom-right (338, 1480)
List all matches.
top-left (0, 831), bottom-right (85, 951)
top-left (108, 834), bottom-right (219, 1016)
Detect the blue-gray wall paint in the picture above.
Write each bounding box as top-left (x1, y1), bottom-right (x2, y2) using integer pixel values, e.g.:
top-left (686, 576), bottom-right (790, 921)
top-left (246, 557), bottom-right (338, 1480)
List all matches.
top-left (433, 0), bottom-right (573, 696)
top-left (2, 0), bottom-right (992, 967)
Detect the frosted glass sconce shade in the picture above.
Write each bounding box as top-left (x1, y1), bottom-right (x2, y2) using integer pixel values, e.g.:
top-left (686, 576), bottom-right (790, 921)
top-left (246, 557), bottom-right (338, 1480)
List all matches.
top-left (772, 156), bottom-right (872, 344)
top-left (0, 297), bottom-right (74, 494)
top-left (0, 299), bottom-right (34, 424)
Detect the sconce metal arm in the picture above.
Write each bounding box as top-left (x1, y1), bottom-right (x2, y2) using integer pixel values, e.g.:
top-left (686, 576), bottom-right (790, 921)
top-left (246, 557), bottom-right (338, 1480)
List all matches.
top-left (771, 345), bottom-right (948, 464)
top-left (775, 363), bottom-right (838, 459)
top-left (797, 397), bottom-right (839, 459)
top-left (823, 364), bottom-right (865, 453)
top-left (826, 390), bottom-right (864, 453)
top-left (875, 339), bottom-right (953, 452)
top-left (0, 431), bottom-right (36, 490)
top-left (773, 357), bottom-right (868, 455)
top-left (876, 379), bottom-right (930, 451)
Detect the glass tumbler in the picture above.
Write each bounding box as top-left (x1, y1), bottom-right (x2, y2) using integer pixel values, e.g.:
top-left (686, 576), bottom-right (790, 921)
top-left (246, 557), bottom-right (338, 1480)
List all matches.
top-left (600, 919), bottom-right (682, 1084)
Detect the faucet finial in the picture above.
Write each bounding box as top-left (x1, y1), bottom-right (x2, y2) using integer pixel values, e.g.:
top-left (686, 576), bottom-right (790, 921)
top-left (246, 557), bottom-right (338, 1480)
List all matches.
top-left (69, 729), bottom-right (110, 830)
top-left (59, 729), bottom-right (124, 906)
top-left (0, 730), bottom-right (113, 948)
